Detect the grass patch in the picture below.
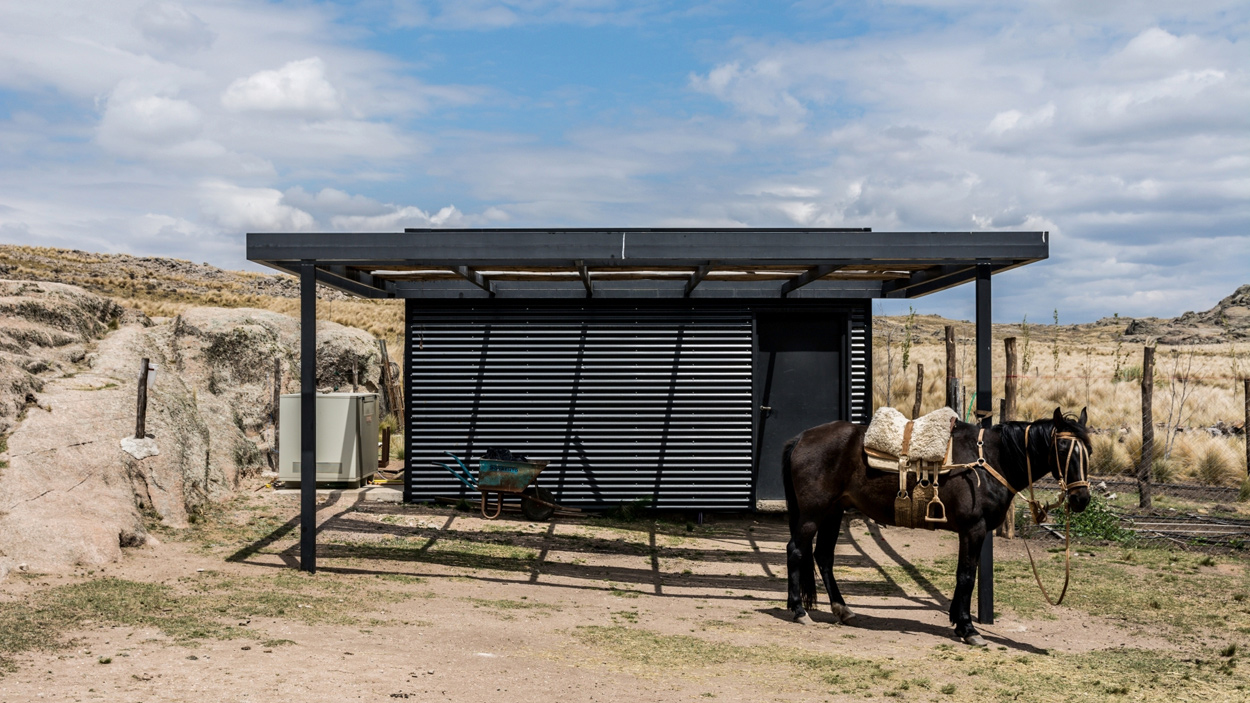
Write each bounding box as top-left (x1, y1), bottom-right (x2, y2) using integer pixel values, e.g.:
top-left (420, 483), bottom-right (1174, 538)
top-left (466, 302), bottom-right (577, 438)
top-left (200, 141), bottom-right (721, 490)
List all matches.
top-left (574, 626), bottom-right (1250, 699)
top-left (465, 597), bottom-right (560, 612)
top-left (0, 571), bottom-right (394, 674)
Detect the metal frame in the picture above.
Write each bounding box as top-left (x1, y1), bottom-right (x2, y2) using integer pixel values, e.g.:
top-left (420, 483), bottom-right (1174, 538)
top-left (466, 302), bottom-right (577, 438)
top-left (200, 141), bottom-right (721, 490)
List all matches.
top-left (247, 227), bottom-right (1046, 624)
top-left (248, 229), bottom-right (1047, 301)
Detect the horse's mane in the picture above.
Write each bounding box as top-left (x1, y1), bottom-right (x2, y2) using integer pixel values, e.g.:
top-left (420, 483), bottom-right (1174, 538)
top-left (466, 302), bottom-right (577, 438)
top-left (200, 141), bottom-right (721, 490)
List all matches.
top-left (995, 415), bottom-right (1092, 477)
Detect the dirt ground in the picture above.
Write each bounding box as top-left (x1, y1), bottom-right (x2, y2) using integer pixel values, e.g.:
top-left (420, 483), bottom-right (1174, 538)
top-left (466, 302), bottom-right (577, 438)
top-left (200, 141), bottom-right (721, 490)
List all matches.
top-left (0, 488), bottom-right (1246, 703)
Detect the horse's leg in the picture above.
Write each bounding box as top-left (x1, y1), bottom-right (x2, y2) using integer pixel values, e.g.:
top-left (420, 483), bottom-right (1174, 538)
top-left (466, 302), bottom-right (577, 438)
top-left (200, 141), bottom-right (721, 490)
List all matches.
top-left (815, 509), bottom-right (855, 624)
top-left (786, 521), bottom-right (818, 625)
top-left (950, 522), bottom-right (989, 646)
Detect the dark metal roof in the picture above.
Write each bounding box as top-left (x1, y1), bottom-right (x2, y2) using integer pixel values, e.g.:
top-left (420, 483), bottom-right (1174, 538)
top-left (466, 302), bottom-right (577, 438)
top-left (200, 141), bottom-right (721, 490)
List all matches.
top-left (245, 228), bottom-right (1048, 300)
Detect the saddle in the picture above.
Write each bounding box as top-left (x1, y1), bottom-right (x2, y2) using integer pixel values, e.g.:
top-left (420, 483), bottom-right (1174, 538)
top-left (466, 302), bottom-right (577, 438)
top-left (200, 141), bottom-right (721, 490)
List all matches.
top-left (863, 407), bottom-right (960, 529)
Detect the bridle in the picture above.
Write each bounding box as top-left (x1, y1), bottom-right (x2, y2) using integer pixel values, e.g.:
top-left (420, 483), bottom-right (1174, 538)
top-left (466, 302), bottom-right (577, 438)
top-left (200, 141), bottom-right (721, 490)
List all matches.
top-left (1020, 422), bottom-right (1091, 606)
top-left (1023, 424), bottom-right (1090, 524)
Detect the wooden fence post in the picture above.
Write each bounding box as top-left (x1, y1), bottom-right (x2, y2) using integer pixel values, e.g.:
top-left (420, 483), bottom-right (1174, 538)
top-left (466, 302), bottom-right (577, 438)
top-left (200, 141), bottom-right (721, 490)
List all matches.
top-left (272, 358), bottom-right (282, 465)
top-left (1244, 378), bottom-right (1249, 478)
top-left (996, 394), bottom-right (1016, 539)
top-left (1003, 337), bottom-right (1018, 423)
top-left (134, 357), bottom-right (150, 439)
top-left (1138, 346), bottom-right (1155, 509)
top-left (945, 325), bottom-right (956, 409)
top-left (912, 363), bottom-right (924, 419)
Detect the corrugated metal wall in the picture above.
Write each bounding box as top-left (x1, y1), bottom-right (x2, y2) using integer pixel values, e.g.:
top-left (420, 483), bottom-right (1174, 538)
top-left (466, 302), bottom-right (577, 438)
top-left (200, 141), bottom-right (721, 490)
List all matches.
top-left (405, 308), bottom-right (755, 508)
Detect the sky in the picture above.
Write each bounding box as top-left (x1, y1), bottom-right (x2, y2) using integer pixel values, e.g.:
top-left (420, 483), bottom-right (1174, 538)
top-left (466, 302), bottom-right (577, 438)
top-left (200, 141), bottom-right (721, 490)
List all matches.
top-left (0, 1), bottom-right (1246, 323)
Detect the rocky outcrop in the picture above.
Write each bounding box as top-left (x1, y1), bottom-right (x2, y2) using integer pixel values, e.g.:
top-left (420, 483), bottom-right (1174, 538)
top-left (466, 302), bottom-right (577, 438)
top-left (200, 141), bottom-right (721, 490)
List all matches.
top-left (1120, 284), bottom-right (1250, 345)
top-left (0, 281), bottom-right (125, 435)
top-left (0, 293), bottom-right (384, 576)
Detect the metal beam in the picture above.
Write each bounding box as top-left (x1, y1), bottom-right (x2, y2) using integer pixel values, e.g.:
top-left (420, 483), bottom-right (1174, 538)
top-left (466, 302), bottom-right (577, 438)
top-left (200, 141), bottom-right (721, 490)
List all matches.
top-left (299, 261), bottom-right (317, 574)
top-left (577, 260), bottom-right (593, 298)
top-left (247, 229), bottom-right (1048, 269)
top-left (780, 264), bottom-right (843, 297)
top-left (317, 266), bottom-right (393, 299)
top-left (881, 264), bottom-right (975, 298)
top-left (976, 261), bottom-right (993, 624)
top-left (684, 265), bottom-right (709, 297)
top-left (388, 278), bottom-right (885, 299)
top-left (453, 266), bottom-right (496, 297)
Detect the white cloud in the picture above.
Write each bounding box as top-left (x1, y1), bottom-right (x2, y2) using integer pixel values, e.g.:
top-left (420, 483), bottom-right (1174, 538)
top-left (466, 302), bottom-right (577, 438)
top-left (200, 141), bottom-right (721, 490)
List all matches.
top-left (221, 57), bottom-right (340, 116)
top-left (198, 181), bottom-right (315, 232)
top-left (133, 1), bottom-right (215, 53)
top-left (98, 90), bottom-right (203, 146)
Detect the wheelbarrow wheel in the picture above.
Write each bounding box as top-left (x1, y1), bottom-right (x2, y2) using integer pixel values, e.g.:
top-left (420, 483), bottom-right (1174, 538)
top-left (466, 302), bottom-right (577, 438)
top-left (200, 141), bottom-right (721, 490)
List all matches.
top-left (521, 486), bottom-right (556, 521)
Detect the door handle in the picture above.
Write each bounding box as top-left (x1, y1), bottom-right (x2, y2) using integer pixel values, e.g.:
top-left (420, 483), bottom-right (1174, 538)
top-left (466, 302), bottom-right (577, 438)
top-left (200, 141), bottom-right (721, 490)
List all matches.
top-left (760, 405), bottom-right (772, 418)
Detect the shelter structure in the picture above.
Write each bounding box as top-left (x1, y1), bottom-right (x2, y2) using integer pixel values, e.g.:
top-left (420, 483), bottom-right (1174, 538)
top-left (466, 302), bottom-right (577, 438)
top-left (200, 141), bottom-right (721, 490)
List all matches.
top-left (246, 227), bottom-right (1049, 624)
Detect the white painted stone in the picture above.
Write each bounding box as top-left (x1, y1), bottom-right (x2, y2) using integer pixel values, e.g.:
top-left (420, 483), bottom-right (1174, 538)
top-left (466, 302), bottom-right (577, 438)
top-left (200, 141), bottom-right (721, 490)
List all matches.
top-left (120, 436), bottom-right (159, 460)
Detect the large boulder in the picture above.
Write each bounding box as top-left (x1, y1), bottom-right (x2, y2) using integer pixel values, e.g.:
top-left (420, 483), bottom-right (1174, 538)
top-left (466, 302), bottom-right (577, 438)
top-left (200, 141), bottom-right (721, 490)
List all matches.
top-left (0, 301), bottom-right (384, 575)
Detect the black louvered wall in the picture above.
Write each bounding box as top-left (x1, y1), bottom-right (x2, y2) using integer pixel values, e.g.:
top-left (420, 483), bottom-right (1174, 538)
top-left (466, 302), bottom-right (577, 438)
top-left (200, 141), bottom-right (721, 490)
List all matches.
top-left (403, 301), bottom-right (871, 510)
top-left (405, 308), bottom-right (755, 509)
top-left (848, 306), bottom-right (871, 424)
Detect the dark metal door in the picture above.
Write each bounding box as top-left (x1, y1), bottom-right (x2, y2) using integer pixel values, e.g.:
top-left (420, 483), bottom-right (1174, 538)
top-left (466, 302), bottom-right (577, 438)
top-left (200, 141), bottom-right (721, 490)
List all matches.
top-left (754, 312), bottom-right (845, 502)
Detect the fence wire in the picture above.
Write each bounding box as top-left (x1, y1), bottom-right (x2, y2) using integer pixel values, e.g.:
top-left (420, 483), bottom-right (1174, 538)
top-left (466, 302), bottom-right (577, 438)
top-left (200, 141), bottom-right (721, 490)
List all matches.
top-left (874, 325), bottom-right (1250, 555)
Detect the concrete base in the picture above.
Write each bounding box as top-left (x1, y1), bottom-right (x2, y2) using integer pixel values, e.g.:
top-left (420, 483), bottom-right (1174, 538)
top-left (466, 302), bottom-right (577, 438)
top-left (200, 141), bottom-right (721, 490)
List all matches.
top-left (273, 485), bottom-right (402, 503)
top-left (755, 499), bottom-right (788, 513)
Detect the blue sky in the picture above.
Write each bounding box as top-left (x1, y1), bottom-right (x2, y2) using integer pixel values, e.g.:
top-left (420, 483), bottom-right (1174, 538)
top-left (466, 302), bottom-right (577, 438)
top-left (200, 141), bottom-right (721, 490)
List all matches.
top-left (0, 1), bottom-right (1247, 322)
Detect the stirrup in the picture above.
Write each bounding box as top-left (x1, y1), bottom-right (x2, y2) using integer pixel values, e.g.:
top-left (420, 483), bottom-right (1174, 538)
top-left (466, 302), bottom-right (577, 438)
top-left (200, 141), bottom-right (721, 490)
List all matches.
top-left (924, 495), bottom-right (947, 523)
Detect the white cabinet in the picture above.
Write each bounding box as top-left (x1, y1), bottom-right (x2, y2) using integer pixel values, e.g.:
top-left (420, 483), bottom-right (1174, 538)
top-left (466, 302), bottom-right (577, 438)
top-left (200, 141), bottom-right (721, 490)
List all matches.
top-left (278, 392), bottom-right (379, 486)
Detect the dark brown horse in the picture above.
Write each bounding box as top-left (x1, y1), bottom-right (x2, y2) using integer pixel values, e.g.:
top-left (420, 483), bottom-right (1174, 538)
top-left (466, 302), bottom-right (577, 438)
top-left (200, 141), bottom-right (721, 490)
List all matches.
top-left (782, 407), bottom-right (1092, 645)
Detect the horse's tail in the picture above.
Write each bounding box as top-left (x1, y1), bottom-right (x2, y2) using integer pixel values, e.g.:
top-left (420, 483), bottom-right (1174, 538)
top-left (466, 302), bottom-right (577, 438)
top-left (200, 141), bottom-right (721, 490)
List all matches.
top-left (781, 435), bottom-right (817, 611)
top-left (781, 436), bottom-right (800, 532)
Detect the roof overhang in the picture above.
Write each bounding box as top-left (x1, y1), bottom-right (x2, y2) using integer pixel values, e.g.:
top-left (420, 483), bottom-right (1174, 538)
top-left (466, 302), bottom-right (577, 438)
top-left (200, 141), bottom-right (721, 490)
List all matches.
top-left (245, 228), bottom-right (1048, 300)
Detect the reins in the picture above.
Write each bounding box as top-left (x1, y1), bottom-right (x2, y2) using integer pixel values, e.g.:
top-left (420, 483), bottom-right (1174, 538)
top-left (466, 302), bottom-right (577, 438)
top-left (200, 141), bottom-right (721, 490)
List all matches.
top-left (1019, 423), bottom-right (1090, 606)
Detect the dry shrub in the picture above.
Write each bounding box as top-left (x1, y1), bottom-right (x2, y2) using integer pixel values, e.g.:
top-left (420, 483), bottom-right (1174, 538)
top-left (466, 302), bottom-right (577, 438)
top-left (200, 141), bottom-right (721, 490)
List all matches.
top-left (1152, 454), bottom-right (1177, 483)
top-left (1195, 445), bottom-right (1236, 486)
top-left (1090, 434), bottom-right (1131, 476)
top-left (1043, 381), bottom-right (1082, 413)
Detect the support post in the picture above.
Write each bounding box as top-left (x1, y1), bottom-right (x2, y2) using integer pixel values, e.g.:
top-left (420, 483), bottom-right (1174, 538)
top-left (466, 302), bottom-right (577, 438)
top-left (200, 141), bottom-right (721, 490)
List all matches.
top-left (300, 261), bottom-right (317, 573)
top-left (1243, 378), bottom-right (1249, 478)
top-left (945, 325), bottom-right (956, 409)
top-left (912, 363), bottom-right (924, 419)
top-left (134, 357), bottom-right (150, 439)
top-left (975, 263), bottom-right (994, 625)
top-left (1138, 346), bottom-right (1155, 509)
top-left (1003, 337), bottom-right (1018, 423)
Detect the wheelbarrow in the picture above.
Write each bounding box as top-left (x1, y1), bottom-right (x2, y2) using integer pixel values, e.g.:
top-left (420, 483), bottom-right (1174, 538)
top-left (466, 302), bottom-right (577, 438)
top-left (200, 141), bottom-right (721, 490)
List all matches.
top-left (434, 451), bottom-right (560, 520)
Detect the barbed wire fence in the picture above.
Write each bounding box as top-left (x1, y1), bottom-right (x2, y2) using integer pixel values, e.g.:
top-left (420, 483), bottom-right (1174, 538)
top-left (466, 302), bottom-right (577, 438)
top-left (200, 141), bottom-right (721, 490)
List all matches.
top-left (874, 320), bottom-right (1250, 555)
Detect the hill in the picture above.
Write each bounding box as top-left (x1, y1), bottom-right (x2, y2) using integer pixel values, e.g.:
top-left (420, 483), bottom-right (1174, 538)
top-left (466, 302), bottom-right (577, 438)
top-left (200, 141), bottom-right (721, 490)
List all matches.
top-left (0, 245), bottom-right (403, 343)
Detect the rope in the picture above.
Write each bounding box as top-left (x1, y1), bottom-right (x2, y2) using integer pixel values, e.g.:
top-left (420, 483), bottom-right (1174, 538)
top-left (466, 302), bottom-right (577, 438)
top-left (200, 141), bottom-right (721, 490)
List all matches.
top-left (1019, 424), bottom-right (1090, 606)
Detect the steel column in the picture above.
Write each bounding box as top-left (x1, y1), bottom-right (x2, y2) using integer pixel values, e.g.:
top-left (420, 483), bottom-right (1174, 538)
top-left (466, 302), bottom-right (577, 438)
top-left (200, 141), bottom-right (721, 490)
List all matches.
top-left (975, 262), bottom-right (993, 624)
top-left (299, 261), bottom-right (317, 573)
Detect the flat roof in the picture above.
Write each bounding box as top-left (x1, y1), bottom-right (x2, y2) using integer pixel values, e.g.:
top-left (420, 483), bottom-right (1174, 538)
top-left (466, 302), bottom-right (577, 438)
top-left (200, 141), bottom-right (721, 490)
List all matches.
top-left (245, 228), bottom-right (1048, 300)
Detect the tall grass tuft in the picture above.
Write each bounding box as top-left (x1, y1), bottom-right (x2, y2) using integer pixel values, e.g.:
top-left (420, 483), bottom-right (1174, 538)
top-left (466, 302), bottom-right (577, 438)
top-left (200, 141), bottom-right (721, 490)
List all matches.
top-left (1195, 446), bottom-right (1235, 486)
top-left (1090, 434), bottom-right (1131, 475)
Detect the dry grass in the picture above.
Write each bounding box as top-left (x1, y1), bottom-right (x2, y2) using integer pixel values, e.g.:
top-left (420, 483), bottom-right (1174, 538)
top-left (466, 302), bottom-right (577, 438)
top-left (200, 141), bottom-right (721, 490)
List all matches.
top-left (876, 316), bottom-right (1250, 486)
top-left (0, 244), bottom-right (405, 346)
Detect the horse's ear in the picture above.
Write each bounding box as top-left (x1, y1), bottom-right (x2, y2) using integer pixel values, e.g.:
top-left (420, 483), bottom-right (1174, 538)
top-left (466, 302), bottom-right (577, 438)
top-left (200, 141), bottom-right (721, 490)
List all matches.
top-left (1078, 407), bottom-right (1088, 425)
top-left (1052, 407), bottom-right (1063, 423)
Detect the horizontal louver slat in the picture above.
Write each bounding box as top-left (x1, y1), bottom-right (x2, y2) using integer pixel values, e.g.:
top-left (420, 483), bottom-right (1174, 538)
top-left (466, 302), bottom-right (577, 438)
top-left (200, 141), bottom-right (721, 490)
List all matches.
top-left (406, 308), bottom-right (754, 509)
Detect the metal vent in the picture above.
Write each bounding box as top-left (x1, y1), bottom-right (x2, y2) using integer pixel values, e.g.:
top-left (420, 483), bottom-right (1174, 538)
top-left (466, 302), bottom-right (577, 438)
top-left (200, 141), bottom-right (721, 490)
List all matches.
top-left (406, 308), bottom-right (754, 509)
top-left (848, 305), bottom-right (871, 424)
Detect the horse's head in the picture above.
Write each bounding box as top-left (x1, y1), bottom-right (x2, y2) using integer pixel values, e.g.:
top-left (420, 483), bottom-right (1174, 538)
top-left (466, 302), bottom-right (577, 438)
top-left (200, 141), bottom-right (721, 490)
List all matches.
top-left (1050, 407), bottom-right (1092, 513)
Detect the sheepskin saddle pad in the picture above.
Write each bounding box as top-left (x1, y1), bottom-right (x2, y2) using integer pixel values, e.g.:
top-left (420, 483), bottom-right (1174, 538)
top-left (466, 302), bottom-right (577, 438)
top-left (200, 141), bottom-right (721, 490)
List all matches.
top-left (863, 406), bottom-right (958, 467)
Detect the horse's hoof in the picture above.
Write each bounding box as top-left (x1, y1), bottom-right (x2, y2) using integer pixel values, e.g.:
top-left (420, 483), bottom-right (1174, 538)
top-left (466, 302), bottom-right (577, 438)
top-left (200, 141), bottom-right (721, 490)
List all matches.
top-left (831, 603), bottom-right (857, 624)
top-left (963, 634), bottom-right (988, 647)
top-left (795, 613), bottom-right (814, 626)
